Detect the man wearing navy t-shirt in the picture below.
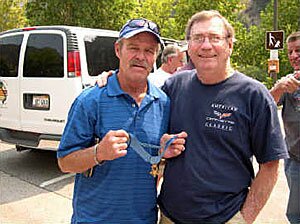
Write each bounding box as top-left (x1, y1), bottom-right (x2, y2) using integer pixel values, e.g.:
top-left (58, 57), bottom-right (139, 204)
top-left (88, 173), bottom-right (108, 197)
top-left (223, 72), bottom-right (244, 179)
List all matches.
top-left (57, 19), bottom-right (186, 224)
top-left (158, 10), bottom-right (289, 224)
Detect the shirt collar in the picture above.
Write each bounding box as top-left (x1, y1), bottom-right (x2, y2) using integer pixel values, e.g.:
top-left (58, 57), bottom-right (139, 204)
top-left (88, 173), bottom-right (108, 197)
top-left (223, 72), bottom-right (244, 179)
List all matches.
top-left (107, 70), bottom-right (161, 99)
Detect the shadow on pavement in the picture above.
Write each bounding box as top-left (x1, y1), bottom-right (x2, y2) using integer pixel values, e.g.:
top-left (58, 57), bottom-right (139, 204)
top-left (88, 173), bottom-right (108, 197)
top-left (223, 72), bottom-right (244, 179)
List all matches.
top-left (0, 148), bottom-right (74, 205)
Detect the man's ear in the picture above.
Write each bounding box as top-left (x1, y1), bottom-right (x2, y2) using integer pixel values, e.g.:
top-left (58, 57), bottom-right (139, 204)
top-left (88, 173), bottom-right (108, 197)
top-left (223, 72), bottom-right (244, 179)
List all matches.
top-left (115, 42), bottom-right (121, 59)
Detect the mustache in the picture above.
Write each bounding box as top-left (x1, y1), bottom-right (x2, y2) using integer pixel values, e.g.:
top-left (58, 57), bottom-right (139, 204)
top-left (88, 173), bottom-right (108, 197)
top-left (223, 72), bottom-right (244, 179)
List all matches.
top-left (129, 59), bottom-right (152, 70)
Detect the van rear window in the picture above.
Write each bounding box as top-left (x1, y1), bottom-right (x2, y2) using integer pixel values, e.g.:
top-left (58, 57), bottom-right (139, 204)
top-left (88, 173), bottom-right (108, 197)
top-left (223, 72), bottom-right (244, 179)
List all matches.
top-left (0, 35), bottom-right (23, 77)
top-left (84, 36), bottom-right (119, 76)
top-left (24, 34), bottom-right (63, 78)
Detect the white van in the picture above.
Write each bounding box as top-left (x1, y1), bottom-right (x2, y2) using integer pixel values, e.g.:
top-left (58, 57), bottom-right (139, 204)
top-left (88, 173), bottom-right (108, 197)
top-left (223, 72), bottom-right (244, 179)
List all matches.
top-left (0, 26), bottom-right (122, 151)
top-left (0, 26), bottom-right (180, 151)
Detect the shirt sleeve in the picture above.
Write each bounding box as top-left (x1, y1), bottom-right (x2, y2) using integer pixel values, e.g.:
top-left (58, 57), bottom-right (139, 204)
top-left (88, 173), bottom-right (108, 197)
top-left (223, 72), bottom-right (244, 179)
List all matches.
top-left (251, 91), bottom-right (289, 163)
top-left (57, 94), bottom-right (98, 158)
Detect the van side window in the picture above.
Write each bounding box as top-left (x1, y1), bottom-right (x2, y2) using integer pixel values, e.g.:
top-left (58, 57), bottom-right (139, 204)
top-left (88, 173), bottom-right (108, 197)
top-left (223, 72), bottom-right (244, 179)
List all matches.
top-left (0, 35), bottom-right (23, 77)
top-left (24, 34), bottom-right (63, 78)
top-left (84, 36), bottom-right (119, 76)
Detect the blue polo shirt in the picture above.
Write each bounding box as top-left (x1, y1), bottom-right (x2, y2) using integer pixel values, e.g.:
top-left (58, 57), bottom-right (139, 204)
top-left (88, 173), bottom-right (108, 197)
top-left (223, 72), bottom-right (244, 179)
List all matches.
top-left (57, 71), bottom-right (170, 224)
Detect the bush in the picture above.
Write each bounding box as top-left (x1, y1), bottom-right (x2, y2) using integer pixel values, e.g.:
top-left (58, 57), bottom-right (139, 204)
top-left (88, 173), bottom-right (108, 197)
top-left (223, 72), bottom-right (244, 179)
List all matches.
top-left (237, 65), bottom-right (275, 89)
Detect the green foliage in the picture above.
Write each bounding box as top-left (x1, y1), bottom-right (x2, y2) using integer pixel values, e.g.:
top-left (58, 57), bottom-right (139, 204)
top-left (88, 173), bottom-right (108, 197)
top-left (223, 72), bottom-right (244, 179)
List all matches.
top-left (2, 0), bottom-right (298, 89)
top-left (0, 0), bottom-right (28, 32)
top-left (237, 65), bottom-right (274, 89)
top-left (232, 24), bottom-right (269, 72)
top-left (132, 0), bottom-right (176, 38)
top-left (171, 0), bottom-right (247, 39)
top-left (250, 0), bottom-right (298, 79)
top-left (231, 0), bottom-right (299, 87)
top-left (25, 0), bottom-right (139, 31)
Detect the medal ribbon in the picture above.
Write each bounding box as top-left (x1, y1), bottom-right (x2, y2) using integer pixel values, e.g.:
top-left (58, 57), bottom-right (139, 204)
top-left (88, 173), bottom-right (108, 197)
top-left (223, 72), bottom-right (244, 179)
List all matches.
top-left (128, 133), bottom-right (177, 164)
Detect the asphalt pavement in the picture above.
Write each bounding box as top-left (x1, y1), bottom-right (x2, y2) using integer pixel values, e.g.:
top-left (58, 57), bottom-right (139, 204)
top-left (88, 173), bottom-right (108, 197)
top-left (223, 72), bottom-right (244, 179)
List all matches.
top-left (0, 109), bottom-right (291, 223)
top-left (0, 147), bottom-right (290, 224)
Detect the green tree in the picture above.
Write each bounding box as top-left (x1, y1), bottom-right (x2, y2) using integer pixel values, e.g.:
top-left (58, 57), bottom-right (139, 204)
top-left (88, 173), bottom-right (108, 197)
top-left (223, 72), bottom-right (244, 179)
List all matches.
top-left (25, 0), bottom-right (138, 31)
top-left (22, 0), bottom-right (299, 88)
top-left (0, 0), bottom-right (28, 32)
top-left (171, 0), bottom-right (246, 40)
top-left (132, 0), bottom-right (177, 38)
top-left (233, 0), bottom-right (299, 85)
top-left (260, 0), bottom-right (300, 77)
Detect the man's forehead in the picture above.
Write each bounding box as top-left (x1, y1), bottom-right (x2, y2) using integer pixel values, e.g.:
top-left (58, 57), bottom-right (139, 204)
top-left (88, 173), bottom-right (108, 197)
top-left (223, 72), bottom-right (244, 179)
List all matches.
top-left (288, 39), bottom-right (300, 49)
top-left (289, 39), bottom-right (300, 44)
top-left (191, 18), bottom-right (225, 34)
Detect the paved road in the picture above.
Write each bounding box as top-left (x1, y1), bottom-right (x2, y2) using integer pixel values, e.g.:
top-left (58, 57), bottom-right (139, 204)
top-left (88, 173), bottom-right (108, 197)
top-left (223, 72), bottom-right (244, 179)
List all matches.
top-left (0, 142), bottom-right (74, 224)
top-left (0, 109), bottom-right (290, 224)
top-left (0, 141), bottom-right (289, 224)
top-left (253, 160), bottom-right (289, 223)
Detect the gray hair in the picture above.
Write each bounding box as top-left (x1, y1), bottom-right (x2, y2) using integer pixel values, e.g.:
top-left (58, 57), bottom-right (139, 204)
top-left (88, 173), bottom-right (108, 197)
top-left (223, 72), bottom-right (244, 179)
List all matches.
top-left (161, 45), bottom-right (181, 63)
top-left (185, 10), bottom-right (235, 41)
top-left (286, 31), bottom-right (300, 43)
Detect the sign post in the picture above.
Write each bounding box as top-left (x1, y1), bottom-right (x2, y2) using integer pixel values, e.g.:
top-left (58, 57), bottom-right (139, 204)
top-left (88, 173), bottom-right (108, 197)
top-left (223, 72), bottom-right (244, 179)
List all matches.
top-left (265, 30), bottom-right (284, 82)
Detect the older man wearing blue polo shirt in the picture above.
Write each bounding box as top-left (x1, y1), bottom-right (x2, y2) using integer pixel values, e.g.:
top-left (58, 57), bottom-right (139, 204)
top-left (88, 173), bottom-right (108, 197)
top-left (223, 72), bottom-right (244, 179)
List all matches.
top-left (57, 18), bottom-right (187, 224)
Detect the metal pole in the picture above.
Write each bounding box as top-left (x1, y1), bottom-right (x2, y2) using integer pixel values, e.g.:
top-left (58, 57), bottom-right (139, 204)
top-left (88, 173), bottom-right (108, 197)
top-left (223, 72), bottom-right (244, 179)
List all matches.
top-left (274, 0), bottom-right (278, 30)
top-left (270, 0), bottom-right (278, 82)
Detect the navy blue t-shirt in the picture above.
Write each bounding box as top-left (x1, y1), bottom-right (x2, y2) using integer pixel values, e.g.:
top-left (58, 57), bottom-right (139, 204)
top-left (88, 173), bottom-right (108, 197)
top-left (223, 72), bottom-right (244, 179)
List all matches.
top-left (158, 70), bottom-right (288, 223)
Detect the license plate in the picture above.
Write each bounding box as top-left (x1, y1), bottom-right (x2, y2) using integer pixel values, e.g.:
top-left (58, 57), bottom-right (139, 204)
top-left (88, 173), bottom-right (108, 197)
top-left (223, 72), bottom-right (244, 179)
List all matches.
top-left (32, 95), bottom-right (49, 109)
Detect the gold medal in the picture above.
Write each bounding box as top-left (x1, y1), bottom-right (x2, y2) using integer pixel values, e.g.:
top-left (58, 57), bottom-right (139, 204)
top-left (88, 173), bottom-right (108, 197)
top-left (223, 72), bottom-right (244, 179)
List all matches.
top-left (149, 164), bottom-right (159, 177)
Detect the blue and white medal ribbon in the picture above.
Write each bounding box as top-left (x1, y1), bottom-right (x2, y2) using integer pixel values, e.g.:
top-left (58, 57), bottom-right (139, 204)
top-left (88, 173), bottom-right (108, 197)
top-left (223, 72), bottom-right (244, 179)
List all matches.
top-left (128, 133), bottom-right (177, 177)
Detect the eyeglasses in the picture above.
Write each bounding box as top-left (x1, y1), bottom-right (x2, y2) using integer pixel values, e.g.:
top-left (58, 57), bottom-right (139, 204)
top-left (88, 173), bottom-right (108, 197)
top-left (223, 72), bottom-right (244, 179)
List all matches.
top-left (189, 34), bottom-right (228, 45)
top-left (121, 19), bottom-right (160, 35)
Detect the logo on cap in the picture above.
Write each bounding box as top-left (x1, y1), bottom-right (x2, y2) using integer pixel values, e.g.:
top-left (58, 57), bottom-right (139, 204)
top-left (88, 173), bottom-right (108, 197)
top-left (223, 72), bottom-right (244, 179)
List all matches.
top-left (119, 18), bottom-right (164, 45)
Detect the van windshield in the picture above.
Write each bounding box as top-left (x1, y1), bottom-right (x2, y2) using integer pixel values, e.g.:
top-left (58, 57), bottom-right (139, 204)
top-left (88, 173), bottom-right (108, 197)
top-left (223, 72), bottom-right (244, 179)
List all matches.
top-left (84, 35), bottom-right (119, 76)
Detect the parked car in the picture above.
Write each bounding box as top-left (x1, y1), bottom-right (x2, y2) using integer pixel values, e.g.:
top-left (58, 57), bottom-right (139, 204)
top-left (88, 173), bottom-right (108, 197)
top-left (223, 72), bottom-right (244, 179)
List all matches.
top-left (0, 25), bottom-right (180, 151)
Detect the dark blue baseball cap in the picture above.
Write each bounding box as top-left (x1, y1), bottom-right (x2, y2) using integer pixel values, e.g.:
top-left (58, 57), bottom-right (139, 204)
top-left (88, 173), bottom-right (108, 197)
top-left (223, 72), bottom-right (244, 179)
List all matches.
top-left (119, 18), bottom-right (164, 45)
